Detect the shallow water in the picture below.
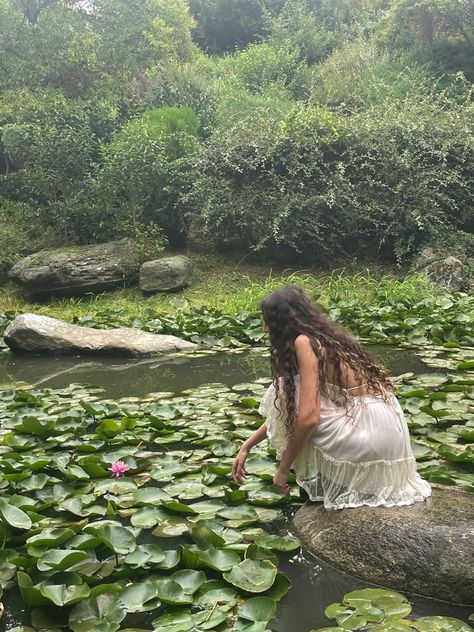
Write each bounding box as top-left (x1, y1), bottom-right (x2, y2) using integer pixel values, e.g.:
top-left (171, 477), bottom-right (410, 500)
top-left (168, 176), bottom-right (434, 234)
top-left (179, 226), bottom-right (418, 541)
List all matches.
top-left (0, 345), bottom-right (472, 631)
top-left (0, 344), bottom-right (432, 398)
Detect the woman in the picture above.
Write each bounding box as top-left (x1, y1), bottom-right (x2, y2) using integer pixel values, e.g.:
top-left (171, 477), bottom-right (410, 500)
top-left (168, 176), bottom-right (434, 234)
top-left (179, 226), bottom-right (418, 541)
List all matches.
top-left (232, 285), bottom-right (431, 509)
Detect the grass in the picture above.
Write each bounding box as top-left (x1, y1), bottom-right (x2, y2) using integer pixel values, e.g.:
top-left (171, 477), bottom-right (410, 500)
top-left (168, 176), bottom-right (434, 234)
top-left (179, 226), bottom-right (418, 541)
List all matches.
top-left (0, 253), bottom-right (439, 323)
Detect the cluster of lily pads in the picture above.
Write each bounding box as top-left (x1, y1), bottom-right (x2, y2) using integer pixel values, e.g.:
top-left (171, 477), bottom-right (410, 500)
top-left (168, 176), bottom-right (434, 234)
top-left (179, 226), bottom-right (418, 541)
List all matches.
top-left (1, 290), bottom-right (472, 350)
top-left (394, 363), bottom-right (473, 491)
top-left (0, 377), bottom-right (304, 631)
top-left (313, 587), bottom-right (473, 631)
top-left (70, 292), bottom-right (474, 349)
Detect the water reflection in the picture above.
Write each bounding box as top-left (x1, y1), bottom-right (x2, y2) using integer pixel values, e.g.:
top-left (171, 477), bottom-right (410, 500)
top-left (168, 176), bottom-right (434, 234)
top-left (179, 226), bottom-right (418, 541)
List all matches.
top-left (0, 345), bottom-right (431, 399)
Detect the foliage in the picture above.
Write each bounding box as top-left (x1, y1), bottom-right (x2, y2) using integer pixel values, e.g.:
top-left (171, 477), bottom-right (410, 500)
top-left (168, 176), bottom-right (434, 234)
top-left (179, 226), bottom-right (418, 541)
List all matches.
top-left (0, 341), bottom-right (472, 626)
top-left (378, 0), bottom-right (474, 53)
top-left (217, 42), bottom-right (311, 100)
top-left (0, 199), bottom-right (57, 275)
top-left (96, 106), bottom-right (200, 246)
top-left (310, 39), bottom-right (435, 108)
top-left (189, 81), bottom-right (474, 263)
top-left (90, 0), bottom-right (196, 76)
top-left (188, 0), bottom-right (280, 53)
top-left (0, 376), bottom-right (296, 629)
top-left (0, 0), bottom-right (473, 278)
top-left (264, 0), bottom-right (337, 64)
top-left (144, 55), bottom-right (218, 133)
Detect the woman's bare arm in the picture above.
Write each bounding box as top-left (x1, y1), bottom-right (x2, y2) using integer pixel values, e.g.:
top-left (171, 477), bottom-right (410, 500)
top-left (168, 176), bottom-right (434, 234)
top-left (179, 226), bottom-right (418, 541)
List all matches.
top-left (274, 335), bottom-right (320, 490)
top-left (232, 422), bottom-right (268, 484)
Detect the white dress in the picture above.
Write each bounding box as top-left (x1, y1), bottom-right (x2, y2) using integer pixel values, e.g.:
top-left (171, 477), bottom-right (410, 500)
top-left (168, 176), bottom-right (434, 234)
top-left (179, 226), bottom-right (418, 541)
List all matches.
top-left (259, 377), bottom-right (432, 510)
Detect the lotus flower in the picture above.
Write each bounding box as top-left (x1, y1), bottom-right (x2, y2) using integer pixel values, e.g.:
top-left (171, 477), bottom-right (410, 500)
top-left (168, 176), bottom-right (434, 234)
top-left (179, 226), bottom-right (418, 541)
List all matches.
top-left (108, 461), bottom-right (129, 477)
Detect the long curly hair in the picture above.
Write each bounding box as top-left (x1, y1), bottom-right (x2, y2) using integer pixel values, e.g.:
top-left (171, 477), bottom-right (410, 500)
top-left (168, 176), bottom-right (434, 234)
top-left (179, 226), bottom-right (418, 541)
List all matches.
top-left (260, 284), bottom-right (393, 433)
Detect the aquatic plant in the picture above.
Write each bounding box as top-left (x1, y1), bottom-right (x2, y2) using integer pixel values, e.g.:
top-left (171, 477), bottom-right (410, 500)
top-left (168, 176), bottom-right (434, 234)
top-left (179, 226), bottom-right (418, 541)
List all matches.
top-left (313, 587), bottom-right (473, 631)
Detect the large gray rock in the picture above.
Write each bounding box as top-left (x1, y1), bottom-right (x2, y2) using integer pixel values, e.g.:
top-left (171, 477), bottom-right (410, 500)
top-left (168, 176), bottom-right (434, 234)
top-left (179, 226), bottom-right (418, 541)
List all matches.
top-left (140, 256), bottom-right (192, 293)
top-left (292, 487), bottom-right (474, 604)
top-left (8, 240), bottom-right (144, 296)
top-left (4, 313), bottom-right (196, 357)
top-left (422, 256), bottom-right (468, 291)
top-left (413, 246), bottom-right (471, 291)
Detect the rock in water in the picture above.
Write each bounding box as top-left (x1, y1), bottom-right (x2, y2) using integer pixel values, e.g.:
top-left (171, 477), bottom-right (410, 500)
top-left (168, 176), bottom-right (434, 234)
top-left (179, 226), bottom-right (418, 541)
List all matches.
top-left (4, 314), bottom-right (196, 357)
top-left (140, 256), bottom-right (192, 293)
top-left (292, 487), bottom-right (474, 604)
top-left (8, 240), bottom-right (144, 296)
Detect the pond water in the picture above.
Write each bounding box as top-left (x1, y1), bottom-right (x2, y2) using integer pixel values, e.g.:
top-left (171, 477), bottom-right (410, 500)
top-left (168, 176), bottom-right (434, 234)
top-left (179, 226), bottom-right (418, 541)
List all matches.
top-left (0, 345), bottom-right (432, 399)
top-left (0, 345), bottom-right (472, 632)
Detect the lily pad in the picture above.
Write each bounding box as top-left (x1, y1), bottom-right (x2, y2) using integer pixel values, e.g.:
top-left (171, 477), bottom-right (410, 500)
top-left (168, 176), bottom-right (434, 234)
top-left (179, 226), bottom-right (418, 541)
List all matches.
top-left (238, 596), bottom-right (277, 622)
top-left (254, 534), bottom-right (300, 552)
top-left (118, 582), bottom-right (160, 613)
top-left (69, 593), bottom-right (126, 631)
top-left (223, 559), bottom-right (277, 593)
top-left (415, 617), bottom-right (473, 631)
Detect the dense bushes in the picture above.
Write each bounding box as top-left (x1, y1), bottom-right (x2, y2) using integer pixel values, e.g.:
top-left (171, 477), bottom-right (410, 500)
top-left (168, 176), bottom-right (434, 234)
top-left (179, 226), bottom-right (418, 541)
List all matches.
top-left (0, 0), bottom-right (473, 273)
top-left (97, 106), bottom-right (200, 246)
top-left (188, 85), bottom-right (474, 264)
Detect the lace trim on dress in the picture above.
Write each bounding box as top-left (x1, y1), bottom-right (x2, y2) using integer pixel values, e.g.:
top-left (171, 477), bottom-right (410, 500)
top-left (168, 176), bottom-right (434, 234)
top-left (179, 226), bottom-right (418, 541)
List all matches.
top-left (294, 444), bottom-right (431, 510)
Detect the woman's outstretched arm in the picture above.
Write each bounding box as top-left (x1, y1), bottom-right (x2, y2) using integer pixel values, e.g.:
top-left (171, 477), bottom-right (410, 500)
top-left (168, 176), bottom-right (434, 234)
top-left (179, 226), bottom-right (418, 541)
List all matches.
top-left (231, 421), bottom-right (268, 484)
top-left (273, 334), bottom-right (320, 493)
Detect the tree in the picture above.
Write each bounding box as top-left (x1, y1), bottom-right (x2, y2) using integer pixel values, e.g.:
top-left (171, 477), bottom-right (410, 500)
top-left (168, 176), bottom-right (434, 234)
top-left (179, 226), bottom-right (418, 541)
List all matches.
top-left (0, 0), bottom-right (98, 95)
top-left (189, 0), bottom-right (284, 53)
top-left (90, 0), bottom-right (196, 77)
top-left (379, 0), bottom-right (474, 50)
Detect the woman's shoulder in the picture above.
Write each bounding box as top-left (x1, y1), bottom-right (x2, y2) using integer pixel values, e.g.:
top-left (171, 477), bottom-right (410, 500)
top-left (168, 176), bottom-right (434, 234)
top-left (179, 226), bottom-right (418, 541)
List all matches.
top-left (294, 334), bottom-right (312, 350)
top-left (294, 334), bottom-right (321, 357)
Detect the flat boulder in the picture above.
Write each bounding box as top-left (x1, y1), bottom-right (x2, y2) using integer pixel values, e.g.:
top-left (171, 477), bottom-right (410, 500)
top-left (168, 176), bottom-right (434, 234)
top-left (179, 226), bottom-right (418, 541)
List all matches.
top-left (140, 255), bottom-right (192, 293)
top-left (8, 240), bottom-right (144, 296)
top-left (292, 487), bottom-right (474, 604)
top-left (4, 313), bottom-right (196, 357)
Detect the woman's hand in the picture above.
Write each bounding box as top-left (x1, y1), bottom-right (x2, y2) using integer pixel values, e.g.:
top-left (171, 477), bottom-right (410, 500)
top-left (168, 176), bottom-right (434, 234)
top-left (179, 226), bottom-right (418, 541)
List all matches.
top-left (273, 469), bottom-right (290, 495)
top-left (232, 446), bottom-right (249, 484)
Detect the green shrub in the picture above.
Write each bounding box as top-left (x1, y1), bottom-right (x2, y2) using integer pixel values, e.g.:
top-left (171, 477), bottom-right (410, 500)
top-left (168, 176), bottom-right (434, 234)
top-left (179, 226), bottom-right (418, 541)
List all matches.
top-left (217, 42), bottom-right (311, 100)
top-left (188, 0), bottom-right (280, 53)
top-left (0, 199), bottom-right (58, 276)
top-left (264, 0), bottom-right (336, 64)
top-left (97, 106), bottom-right (200, 246)
top-left (189, 87), bottom-right (474, 264)
top-left (145, 55), bottom-right (218, 133)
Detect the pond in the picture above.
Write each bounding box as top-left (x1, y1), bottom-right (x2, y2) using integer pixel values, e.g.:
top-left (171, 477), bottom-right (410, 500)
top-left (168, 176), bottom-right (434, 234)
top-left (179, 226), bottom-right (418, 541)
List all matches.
top-left (0, 345), bottom-right (433, 399)
top-left (0, 345), bottom-right (472, 632)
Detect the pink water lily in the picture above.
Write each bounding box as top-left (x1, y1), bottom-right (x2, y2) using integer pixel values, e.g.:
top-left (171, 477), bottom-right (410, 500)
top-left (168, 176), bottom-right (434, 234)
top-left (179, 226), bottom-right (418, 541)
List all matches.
top-left (108, 461), bottom-right (129, 477)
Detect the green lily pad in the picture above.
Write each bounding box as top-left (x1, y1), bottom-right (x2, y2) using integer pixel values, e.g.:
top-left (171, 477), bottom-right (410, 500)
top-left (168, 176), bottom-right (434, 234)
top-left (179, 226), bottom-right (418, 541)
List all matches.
top-left (124, 544), bottom-right (165, 567)
top-left (180, 544), bottom-right (241, 571)
top-left (195, 580), bottom-right (238, 609)
top-left (118, 582), bottom-right (160, 613)
top-left (171, 569), bottom-right (207, 594)
top-left (254, 534), bottom-right (300, 552)
top-left (69, 592), bottom-right (126, 631)
top-left (223, 559), bottom-right (277, 593)
top-left (155, 578), bottom-right (194, 605)
top-left (0, 499), bottom-right (32, 529)
top-left (415, 617), bottom-right (473, 631)
top-left (130, 506), bottom-right (166, 528)
top-left (238, 596), bottom-right (277, 622)
top-left (151, 608), bottom-right (193, 631)
top-left (94, 524), bottom-right (137, 554)
top-left (38, 572), bottom-right (90, 606)
top-left (152, 515), bottom-right (190, 537)
top-left (36, 549), bottom-right (90, 572)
